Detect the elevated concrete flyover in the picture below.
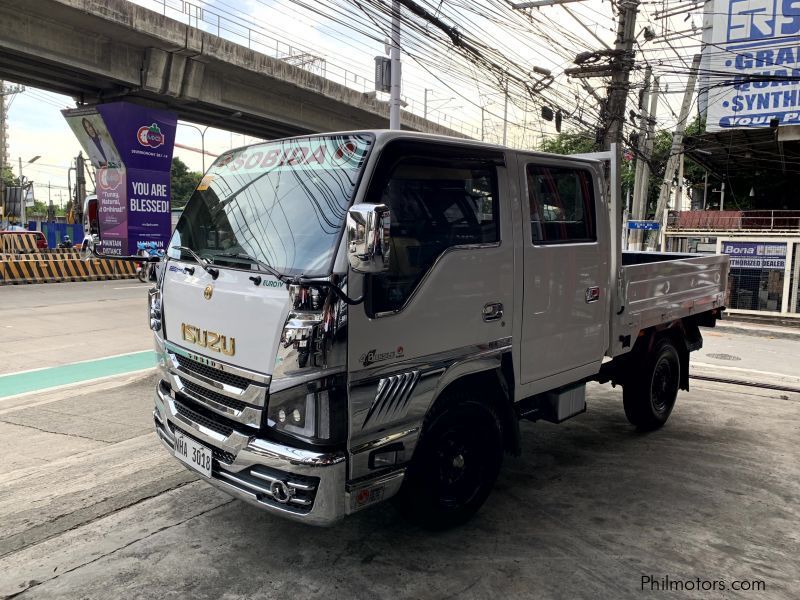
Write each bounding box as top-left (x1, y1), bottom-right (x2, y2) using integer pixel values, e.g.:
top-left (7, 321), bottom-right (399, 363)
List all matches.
top-left (0, 0), bottom-right (465, 139)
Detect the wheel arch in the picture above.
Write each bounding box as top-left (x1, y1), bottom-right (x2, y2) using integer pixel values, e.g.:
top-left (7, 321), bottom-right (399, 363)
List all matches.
top-left (427, 352), bottom-right (520, 456)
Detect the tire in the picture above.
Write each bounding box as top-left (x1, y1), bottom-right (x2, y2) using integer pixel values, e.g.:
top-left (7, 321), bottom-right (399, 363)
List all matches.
top-left (623, 337), bottom-right (681, 431)
top-left (136, 265), bottom-right (147, 283)
top-left (394, 396), bottom-right (504, 530)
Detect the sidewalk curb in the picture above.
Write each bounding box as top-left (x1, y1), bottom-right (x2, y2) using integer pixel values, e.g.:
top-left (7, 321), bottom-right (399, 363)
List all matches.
top-left (705, 322), bottom-right (800, 341)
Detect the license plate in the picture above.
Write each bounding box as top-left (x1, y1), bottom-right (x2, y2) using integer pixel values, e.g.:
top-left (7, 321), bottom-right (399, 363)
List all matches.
top-left (174, 431), bottom-right (213, 477)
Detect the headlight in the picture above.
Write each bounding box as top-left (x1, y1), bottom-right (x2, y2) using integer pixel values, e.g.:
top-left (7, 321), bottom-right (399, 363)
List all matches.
top-left (266, 376), bottom-right (346, 445)
top-left (148, 287), bottom-right (162, 332)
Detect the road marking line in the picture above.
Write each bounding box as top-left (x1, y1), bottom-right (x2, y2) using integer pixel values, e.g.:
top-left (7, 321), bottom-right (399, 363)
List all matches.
top-left (0, 349), bottom-right (152, 377)
top-left (0, 351), bottom-right (156, 399)
top-left (693, 361), bottom-right (800, 380)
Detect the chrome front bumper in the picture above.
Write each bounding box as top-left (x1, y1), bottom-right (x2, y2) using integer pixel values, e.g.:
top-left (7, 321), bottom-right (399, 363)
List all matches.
top-left (154, 382), bottom-right (347, 526)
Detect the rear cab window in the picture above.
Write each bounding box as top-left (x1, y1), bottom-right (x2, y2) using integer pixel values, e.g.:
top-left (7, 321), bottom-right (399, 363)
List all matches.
top-left (526, 164), bottom-right (596, 244)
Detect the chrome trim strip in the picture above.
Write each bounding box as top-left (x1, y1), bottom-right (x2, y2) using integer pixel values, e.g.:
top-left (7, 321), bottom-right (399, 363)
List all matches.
top-left (351, 338), bottom-right (511, 384)
top-left (350, 427), bottom-right (419, 455)
top-left (165, 341), bottom-right (271, 385)
top-left (216, 470), bottom-right (312, 507)
top-left (249, 469), bottom-right (316, 492)
top-left (269, 366), bottom-right (347, 394)
top-left (165, 371), bottom-right (263, 427)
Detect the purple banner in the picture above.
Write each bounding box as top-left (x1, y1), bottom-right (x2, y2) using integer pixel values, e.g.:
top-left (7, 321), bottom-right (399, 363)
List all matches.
top-left (63, 102), bottom-right (176, 255)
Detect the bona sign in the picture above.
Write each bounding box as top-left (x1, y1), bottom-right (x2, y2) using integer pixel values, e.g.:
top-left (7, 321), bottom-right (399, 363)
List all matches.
top-left (705, 0), bottom-right (800, 130)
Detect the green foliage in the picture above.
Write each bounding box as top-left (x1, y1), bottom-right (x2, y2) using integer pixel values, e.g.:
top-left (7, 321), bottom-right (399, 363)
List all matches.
top-left (539, 132), bottom-right (598, 155)
top-left (171, 157), bottom-right (203, 209)
top-left (2, 165), bottom-right (19, 187)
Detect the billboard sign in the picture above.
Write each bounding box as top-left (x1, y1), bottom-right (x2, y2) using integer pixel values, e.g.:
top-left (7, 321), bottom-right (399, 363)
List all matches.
top-left (722, 241), bottom-right (787, 269)
top-left (62, 102), bottom-right (176, 255)
top-left (705, 0), bottom-right (800, 131)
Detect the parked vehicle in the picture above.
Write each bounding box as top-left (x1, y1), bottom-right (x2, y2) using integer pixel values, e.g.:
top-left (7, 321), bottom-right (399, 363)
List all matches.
top-left (88, 131), bottom-right (729, 528)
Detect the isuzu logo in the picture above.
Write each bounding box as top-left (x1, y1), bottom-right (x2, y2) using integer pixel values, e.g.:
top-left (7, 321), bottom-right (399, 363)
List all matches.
top-left (181, 323), bottom-right (236, 356)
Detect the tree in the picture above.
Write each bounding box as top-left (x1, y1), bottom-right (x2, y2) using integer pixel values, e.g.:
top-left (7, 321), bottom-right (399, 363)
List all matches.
top-left (2, 165), bottom-right (19, 188)
top-left (171, 157), bottom-right (202, 209)
top-left (540, 132), bottom-right (598, 155)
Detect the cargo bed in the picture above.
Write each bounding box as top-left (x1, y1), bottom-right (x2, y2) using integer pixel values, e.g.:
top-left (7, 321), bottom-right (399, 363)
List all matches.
top-left (609, 251), bottom-right (729, 357)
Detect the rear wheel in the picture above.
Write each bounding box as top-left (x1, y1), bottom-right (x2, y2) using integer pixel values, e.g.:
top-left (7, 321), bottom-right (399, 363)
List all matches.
top-left (394, 396), bottom-right (504, 530)
top-left (623, 337), bottom-right (681, 431)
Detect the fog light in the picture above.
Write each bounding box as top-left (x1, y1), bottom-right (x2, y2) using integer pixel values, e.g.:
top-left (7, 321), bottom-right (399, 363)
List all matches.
top-left (278, 409), bottom-right (286, 423)
top-left (292, 409), bottom-right (302, 423)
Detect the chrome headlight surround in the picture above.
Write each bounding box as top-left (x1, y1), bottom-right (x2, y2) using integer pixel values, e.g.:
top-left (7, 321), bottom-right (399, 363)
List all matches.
top-left (266, 376), bottom-right (347, 446)
top-left (148, 287), bottom-right (162, 332)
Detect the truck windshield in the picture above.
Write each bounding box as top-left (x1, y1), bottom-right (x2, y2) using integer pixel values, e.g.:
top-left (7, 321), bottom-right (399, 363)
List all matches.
top-left (167, 134), bottom-right (373, 277)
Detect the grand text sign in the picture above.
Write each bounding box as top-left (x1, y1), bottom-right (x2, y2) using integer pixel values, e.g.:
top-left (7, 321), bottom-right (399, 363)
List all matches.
top-left (706, 0), bottom-right (800, 131)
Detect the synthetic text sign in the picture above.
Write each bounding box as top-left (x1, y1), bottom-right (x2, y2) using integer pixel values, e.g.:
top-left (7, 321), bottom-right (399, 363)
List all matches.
top-left (705, 0), bottom-right (800, 130)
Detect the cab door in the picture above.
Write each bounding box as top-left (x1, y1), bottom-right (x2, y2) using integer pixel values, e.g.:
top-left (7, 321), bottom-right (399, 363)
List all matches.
top-left (518, 156), bottom-right (609, 387)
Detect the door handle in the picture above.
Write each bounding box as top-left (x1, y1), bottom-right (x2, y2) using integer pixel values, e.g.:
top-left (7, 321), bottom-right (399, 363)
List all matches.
top-left (483, 302), bottom-right (504, 322)
top-left (585, 286), bottom-right (601, 303)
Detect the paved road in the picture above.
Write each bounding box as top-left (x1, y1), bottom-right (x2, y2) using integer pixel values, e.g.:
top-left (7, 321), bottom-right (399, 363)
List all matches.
top-left (1, 282), bottom-right (799, 598)
top-left (0, 279), bottom-right (152, 376)
top-left (0, 374), bottom-right (796, 600)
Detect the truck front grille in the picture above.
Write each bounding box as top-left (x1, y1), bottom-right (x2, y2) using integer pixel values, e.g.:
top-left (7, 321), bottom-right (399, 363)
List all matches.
top-left (174, 353), bottom-right (253, 390)
top-left (182, 379), bottom-right (248, 412)
top-left (174, 396), bottom-right (235, 438)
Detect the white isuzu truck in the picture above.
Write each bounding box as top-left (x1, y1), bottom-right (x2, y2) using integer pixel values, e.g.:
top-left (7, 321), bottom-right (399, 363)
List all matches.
top-left (95, 131), bottom-right (729, 528)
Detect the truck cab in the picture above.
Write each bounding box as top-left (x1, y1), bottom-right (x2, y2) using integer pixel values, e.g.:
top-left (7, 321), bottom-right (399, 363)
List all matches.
top-left (142, 131), bottom-right (727, 528)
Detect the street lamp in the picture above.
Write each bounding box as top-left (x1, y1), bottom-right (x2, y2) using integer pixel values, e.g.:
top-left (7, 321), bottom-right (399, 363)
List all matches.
top-left (18, 155), bottom-right (41, 226)
top-left (177, 123), bottom-right (211, 173)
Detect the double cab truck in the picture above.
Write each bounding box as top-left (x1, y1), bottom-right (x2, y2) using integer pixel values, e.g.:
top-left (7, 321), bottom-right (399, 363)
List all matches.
top-left (90, 131), bottom-right (728, 528)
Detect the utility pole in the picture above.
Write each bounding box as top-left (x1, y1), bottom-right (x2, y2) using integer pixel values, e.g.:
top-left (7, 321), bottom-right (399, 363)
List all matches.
top-left (603, 0), bottom-right (639, 245)
top-left (646, 54), bottom-right (701, 250)
top-left (389, 1), bottom-right (402, 130)
top-left (631, 76), bottom-right (659, 250)
top-left (1, 81), bottom-right (24, 219)
top-left (76, 153), bottom-right (86, 219)
top-left (502, 72), bottom-right (509, 146)
top-left (604, 0), bottom-right (639, 152)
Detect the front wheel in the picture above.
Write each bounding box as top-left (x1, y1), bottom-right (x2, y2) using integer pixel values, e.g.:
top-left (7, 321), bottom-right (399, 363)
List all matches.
top-left (622, 337), bottom-right (681, 431)
top-left (394, 397), bottom-right (504, 530)
top-left (136, 264), bottom-right (147, 283)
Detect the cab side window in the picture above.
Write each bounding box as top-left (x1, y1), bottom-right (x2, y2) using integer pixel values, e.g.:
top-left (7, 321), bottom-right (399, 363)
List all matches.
top-left (527, 165), bottom-right (595, 244)
top-left (368, 159), bottom-right (499, 314)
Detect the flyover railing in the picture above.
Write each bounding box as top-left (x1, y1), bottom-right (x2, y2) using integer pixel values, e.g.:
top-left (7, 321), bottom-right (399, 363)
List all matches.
top-left (666, 210), bottom-right (800, 232)
top-left (132, 0), bottom-right (479, 137)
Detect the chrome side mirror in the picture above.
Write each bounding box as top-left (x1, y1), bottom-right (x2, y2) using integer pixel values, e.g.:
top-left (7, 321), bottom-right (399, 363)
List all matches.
top-left (81, 233), bottom-right (101, 260)
top-left (346, 203), bottom-right (391, 274)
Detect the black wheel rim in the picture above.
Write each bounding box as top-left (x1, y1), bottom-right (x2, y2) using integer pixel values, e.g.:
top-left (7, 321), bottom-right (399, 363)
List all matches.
top-left (651, 356), bottom-right (677, 414)
top-left (433, 424), bottom-right (487, 509)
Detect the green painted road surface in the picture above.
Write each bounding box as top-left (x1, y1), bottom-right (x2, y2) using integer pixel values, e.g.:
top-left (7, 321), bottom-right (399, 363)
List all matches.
top-left (0, 351), bottom-right (156, 398)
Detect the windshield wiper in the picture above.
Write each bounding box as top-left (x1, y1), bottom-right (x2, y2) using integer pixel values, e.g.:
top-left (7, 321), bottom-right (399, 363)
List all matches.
top-left (214, 252), bottom-right (288, 283)
top-left (215, 252), bottom-right (364, 305)
top-left (171, 246), bottom-right (219, 280)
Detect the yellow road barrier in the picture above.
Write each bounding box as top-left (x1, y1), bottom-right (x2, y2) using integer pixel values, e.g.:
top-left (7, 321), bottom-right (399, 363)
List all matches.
top-left (0, 257), bottom-right (138, 285)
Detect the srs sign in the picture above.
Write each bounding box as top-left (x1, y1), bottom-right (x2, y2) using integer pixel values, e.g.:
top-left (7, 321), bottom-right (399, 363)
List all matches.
top-left (722, 241), bottom-right (787, 269)
top-left (705, 0), bottom-right (800, 130)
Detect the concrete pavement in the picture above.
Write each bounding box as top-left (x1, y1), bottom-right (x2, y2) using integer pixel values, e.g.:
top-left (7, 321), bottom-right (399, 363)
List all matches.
top-left (0, 375), bottom-right (797, 599)
top-left (0, 279), bottom-right (152, 375)
top-left (1, 282), bottom-right (799, 598)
